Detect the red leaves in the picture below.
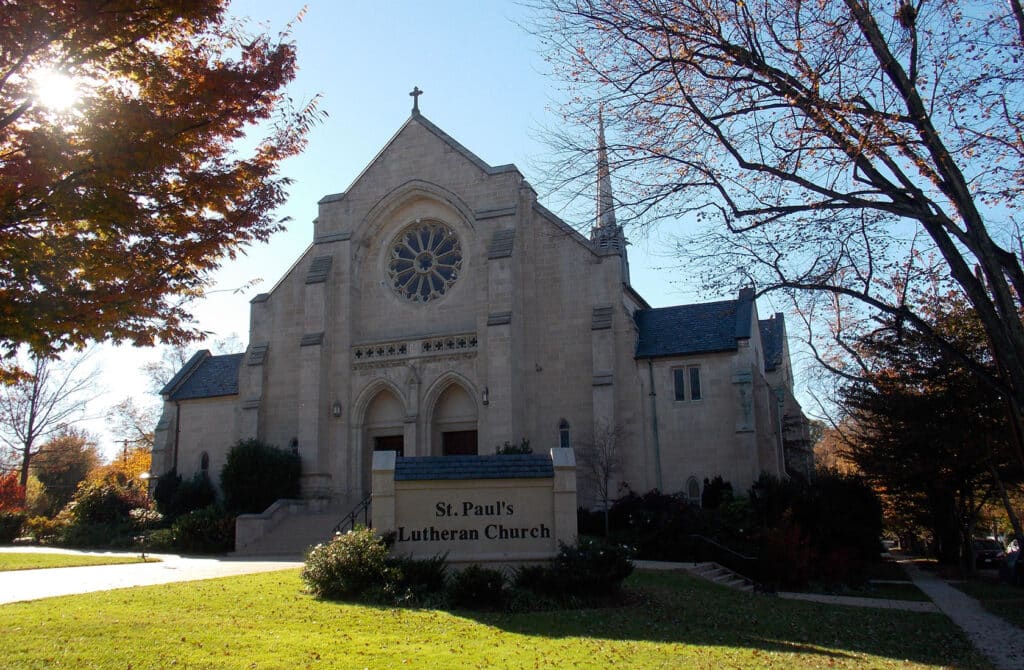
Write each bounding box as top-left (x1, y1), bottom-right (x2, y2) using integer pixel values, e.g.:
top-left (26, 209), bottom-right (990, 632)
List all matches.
top-left (0, 1), bottom-right (320, 359)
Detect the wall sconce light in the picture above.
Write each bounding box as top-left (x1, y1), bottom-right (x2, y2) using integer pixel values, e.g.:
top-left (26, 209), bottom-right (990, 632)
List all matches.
top-left (482, 386), bottom-right (489, 406)
top-left (332, 401), bottom-right (342, 418)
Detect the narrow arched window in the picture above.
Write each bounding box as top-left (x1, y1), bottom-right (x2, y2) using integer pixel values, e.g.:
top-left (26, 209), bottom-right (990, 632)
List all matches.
top-left (558, 419), bottom-right (571, 449)
top-left (200, 452), bottom-right (210, 473)
top-left (687, 476), bottom-right (701, 506)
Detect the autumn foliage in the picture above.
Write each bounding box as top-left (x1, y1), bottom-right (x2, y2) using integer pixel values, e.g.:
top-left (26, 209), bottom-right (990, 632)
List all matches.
top-left (0, 1), bottom-right (323, 363)
top-left (0, 471), bottom-right (26, 512)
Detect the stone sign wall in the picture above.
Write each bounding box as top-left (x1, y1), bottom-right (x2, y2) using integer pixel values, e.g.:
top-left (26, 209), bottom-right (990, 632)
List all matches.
top-left (371, 449), bottom-right (577, 564)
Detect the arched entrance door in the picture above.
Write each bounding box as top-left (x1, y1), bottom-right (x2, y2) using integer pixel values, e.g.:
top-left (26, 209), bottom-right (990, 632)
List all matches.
top-left (431, 383), bottom-right (478, 455)
top-left (362, 388), bottom-right (405, 492)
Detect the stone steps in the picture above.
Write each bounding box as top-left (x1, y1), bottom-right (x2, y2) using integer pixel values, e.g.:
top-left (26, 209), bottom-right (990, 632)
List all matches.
top-left (689, 561), bottom-right (755, 592)
top-left (233, 498), bottom-right (363, 556)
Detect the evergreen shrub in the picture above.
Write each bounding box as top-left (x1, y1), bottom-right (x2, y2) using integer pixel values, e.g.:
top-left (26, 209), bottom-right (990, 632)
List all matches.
top-left (384, 554), bottom-right (448, 602)
top-left (170, 506), bottom-right (235, 553)
top-left (448, 564), bottom-right (507, 610)
top-left (154, 470), bottom-right (217, 519)
top-left (0, 511), bottom-right (26, 543)
top-left (220, 439), bottom-right (301, 514)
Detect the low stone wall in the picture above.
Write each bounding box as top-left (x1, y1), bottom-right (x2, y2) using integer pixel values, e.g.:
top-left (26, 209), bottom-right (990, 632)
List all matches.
top-left (371, 448), bottom-right (577, 565)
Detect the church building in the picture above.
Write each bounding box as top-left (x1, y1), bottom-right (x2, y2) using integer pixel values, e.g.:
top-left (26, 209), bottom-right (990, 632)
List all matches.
top-left (153, 97), bottom-right (810, 523)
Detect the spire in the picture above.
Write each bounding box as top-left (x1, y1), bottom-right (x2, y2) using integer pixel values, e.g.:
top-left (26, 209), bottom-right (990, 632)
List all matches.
top-left (590, 106), bottom-right (630, 284)
top-left (596, 107), bottom-right (617, 231)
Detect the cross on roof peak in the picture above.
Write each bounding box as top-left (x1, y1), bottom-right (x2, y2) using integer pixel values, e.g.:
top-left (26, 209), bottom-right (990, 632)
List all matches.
top-left (409, 86), bottom-right (423, 114)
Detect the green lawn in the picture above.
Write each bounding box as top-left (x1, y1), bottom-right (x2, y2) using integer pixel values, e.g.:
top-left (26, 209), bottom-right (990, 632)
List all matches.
top-left (952, 579), bottom-right (1024, 631)
top-left (0, 568), bottom-right (989, 669)
top-left (0, 553), bottom-right (157, 572)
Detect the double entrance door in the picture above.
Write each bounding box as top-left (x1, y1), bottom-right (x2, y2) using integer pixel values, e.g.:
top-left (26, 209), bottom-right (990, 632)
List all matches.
top-left (373, 430), bottom-right (478, 457)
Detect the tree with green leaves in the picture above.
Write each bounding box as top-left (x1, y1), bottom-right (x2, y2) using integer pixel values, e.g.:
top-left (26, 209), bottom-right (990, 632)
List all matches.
top-left (839, 296), bottom-right (1022, 566)
top-left (31, 426), bottom-right (100, 516)
top-left (0, 1), bottom-right (323, 376)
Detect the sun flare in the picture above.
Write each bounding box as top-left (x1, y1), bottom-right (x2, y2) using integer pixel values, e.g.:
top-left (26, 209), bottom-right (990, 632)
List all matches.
top-left (31, 68), bottom-right (81, 111)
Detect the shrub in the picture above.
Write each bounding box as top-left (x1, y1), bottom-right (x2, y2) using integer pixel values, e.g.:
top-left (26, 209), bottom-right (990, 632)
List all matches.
top-left (301, 526), bottom-right (392, 599)
top-left (153, 470), bottom-right (217, 519)
top-left (68, 480), bottom-right (149, 525)
top-left (220, 439), bottom-right (301, 514)
top-left (0, 511), bottom-right (26, 543)
top-left (701, 475), bottom-right (734, 510)
top-left (496, 438), bottom-right (532, 455)
top-left (448, 564), bottom-right (507, 610)
top-left (141, 528), bottom-right (176, 552)
top-left (171, 506), bottom-right (235, 554)
top-left (0, 471), bottom-right (26, 512)
top-left (24, 515), bottom-right (66, 543)
top-left (385, 554), bottom-right (448, 603)
top-left (129, 507), bottom-right (163, 531)
top-left (551, 537), bottom-right (634, 595)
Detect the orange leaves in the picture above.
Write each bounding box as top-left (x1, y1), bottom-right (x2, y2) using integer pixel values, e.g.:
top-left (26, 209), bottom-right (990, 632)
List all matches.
top-left (1, 1), bottom-right (320, 359)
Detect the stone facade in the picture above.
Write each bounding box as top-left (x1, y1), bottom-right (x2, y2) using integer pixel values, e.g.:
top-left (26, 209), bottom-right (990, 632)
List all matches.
top-left (153, 110), bottom-right (809, 511)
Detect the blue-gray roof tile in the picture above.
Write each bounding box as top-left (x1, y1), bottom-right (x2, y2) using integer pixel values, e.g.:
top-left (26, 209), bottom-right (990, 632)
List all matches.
top-left (166, 353), bottom-right (243, 401)
top-left (394, 454), bottom-right (554, 481)
top-left (635, 289), bottom-right (755, 358)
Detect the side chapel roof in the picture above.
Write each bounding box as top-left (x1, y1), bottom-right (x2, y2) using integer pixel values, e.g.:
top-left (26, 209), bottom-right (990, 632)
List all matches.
top-left (160, 350), bottom-right (243, 401)
top-left (634, 288), bottom-right (756, 358)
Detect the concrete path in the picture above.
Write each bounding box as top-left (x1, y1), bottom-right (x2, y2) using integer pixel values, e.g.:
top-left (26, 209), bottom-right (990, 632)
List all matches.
top-left (0, 547), bottom-right (302, 605)
top-left (900, 561), bottom-right (1024, 670)
top-left (777, 590), bottom-right (939, 612)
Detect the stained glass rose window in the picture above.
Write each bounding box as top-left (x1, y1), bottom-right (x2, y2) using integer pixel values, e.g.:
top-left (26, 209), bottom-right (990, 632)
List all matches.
top-left (387, 221), bottom-right (462, 303)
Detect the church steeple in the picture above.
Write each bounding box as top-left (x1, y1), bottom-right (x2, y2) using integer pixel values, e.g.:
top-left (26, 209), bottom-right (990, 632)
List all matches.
top-left (590, 107), bottom-right (630, 285)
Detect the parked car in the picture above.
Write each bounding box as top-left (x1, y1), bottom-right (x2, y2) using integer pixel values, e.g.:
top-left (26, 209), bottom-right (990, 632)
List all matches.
top-left (999, 550), bottom-right (1023, 587)
top-left (973, 538), bottom-right (1005, 568)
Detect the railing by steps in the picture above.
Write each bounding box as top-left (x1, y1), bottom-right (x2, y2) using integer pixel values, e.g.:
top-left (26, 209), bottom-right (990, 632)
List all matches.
top-left (687, 534), bottom-right (763, 589)
top-left (331, 494), bottom-right (372, 536)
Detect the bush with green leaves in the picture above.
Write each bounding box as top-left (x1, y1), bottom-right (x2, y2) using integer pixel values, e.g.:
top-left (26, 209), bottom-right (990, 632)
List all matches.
top-left (448, 564), bottom-right (507, 610)
top-left (220, 439), bottom-right (301, 514)
top-left (66, 480), bottom-right (150, 526)
top-left (170, 506), bottom-right (235, 554)
top-left (384, 554), bottom-right (448, 603)
top-left (301, 526), bottom-right (393, 599)
top-left (153, 470), bottom-right (217, 519)
top-left (0, 511), bottom-right (26, 543)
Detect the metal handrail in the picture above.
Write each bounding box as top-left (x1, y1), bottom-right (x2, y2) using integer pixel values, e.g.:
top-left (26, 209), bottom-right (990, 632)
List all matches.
top-left (331, 494), bottom-right (372, 536)
top-left (687, 533), bottom-right (763, 588)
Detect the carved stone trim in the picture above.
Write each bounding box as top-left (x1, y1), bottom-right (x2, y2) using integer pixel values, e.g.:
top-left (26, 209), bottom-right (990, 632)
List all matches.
top-left (487, 311), bottom-right (512, 326)
top-left (301, 332), bottom-right (324, 347)
top-left (487, 229), bottom-right (515, 259)
top-left (305, 255), bottom-right (333, 284)
top-left (353, 332), bottom-right (478, 365)
top-left (591, 306), bottom-right (613, 330)
top-left (247, 344), bottom-right (269, 366)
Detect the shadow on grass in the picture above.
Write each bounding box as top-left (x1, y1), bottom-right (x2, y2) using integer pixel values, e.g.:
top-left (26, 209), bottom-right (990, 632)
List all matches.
top-left (442, 570), bottom-right (984, 668)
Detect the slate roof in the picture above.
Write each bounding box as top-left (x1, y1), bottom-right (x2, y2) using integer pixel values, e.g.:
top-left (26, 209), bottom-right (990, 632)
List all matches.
top-left (634, 289), bottom-right (755, 358)
top-left (394, 454), bottom-right (554, 481)
top-left (759, 315), bottom-right (785, 372)
top-left (161, 351), bottom-right (244, 401)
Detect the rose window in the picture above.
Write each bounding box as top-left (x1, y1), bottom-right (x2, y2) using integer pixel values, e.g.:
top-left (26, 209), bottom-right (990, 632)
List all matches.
top-left (387, 221), bottom-right (462, 303)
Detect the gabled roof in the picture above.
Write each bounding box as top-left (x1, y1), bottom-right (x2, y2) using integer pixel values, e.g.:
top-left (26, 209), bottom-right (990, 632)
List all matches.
top-left (317, 112), bottom-right (519, 207)
top-left (759, 314), bottom-right (785, 372)
top-left (634, 288), bottom-right (755, 358)
top-left (160, 351), bottom-right (243, 401)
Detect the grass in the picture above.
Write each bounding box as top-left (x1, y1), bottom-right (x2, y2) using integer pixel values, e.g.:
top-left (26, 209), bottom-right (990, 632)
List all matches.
top-left (951, 578), bottom-right (1024, 631)
top-left (0, 553), bottom-right (157, 572)
top-left (0, 568), bottom-right (991, 669)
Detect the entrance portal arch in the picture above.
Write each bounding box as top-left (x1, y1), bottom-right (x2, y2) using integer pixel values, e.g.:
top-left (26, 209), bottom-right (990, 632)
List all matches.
top-left (356, 382), bottom-right (407, 493)
top-left (426, 377), bottom-right (479, 455)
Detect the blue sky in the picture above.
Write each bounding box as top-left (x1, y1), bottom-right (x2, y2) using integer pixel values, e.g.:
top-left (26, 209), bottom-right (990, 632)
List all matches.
top-left (87, 0), bottom-right (783, 459)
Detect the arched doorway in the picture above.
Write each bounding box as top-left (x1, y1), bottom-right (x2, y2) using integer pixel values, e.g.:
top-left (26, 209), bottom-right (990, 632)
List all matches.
top-left (362, 387), bottom-right (405, 492)
top-left (431, 383), bottom-right (478, 455)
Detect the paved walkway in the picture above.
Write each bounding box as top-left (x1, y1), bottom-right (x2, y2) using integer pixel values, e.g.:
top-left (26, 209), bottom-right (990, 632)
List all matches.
top-left (0, 546), bottom-right (302, 605)
top-left (900, 561), bottom-right (1024, 670)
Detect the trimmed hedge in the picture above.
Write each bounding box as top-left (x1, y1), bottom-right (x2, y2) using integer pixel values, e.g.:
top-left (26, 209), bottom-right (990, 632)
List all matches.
top-left (220, 440), bottom-right (301, 514)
